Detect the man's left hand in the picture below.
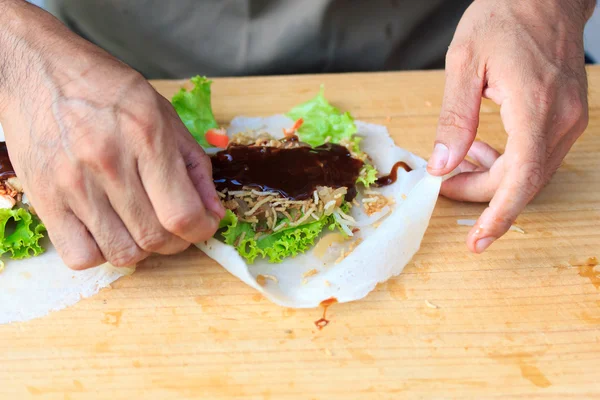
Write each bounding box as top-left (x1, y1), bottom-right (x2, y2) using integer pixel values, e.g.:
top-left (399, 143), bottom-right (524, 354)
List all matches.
top-left (428, 0), bottom-right (595, 253)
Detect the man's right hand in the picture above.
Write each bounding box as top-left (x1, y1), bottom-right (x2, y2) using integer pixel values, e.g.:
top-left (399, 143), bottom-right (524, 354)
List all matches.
top-left (0, 1), bottom-right (224, 269)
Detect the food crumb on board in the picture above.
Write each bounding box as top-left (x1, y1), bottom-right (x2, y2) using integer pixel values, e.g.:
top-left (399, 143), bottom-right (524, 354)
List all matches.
top-left (401, 194), bottom-right (407, 200)
top-left (324, 348), bottom-right (333, 356)
top-left (302, 278), bottom-right (309, 285)
top-left (425, 101), bottom-right (432, 107)
top-left (385, 116), bottom-right (392, 123)
top-left (510, 225), bottom-right (526, 234)
top-left (324, 280), bottom-right (331, 287)
top-left (425, 300), bottom-right (440, 309)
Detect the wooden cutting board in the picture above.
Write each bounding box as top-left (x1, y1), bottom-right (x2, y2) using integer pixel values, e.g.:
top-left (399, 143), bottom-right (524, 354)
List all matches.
top-left (1, 67), bottom-right (599, 399)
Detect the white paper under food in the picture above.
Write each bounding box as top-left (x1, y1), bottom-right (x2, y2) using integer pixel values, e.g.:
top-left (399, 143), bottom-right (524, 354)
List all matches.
top-left (197, 115), bottom-right (442, 308)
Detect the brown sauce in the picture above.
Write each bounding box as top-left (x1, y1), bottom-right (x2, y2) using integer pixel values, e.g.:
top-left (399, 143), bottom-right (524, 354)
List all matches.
top-left (0, 142), bottom-right (15, 179)
top-left (211, 144), bottom-right (363, 200)
top-left (314, 297), bottom-right (338, 330)
top-left (375, 161), bottom-right (412, 186)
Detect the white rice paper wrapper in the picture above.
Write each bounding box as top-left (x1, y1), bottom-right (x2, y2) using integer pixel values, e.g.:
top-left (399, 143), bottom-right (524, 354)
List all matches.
top-left (197, 115), bottom-right (443, 308)
top-left (0, 123), bottom-right (128, 324)
top-left (0, 245), bottom-right (127, 324)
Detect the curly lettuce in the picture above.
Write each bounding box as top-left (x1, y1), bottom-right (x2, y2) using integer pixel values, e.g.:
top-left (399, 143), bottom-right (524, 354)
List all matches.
top-left (287, 87), bottom-right (357, 147)
top-left (287, 87), bottom-right (379, 187)
top-left (219, 210), bottom-right (344, 264)
top-left (0, 208), bottom-right (46, 260)
top-left (172, 76), bottom-right (219, 147)
top-left (357, 164), bottom-right (378, 187)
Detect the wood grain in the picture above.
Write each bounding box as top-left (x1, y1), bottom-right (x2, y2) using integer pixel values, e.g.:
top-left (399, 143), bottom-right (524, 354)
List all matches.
top-left (1, 67), bottom-right (600, 399)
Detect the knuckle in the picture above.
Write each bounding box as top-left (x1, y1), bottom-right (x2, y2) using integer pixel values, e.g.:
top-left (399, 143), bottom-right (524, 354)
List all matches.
top-left (520, 160), bottom-right (546, 194)
top-left (108, 246), bottom-right (146, 267)
top-left (162, 210), bottom-right (217, 242)
top-left (63, 250), bottom-right (101, 271)
top-left (187, 151), bottom-right (213, 176)
top-left (57, 165), bottom-right (85, 193)
top-left (196, 151), bottom-right (212, 170)
top-left (123, 106), bottom-right (162, 151)
top-left (118, 71), bottom-right (156, 106)
top-left (437, 109), bottom-right (477, 137)
top-left (136, 230), bottom-right (170, 253)
top-left (563, 85), bottom-right (588, 130)
top-left (121, 83), bottom-right (164, 150)
top-left (127, 71), bottom-right (152, 92)
top-left (72, 134), bottom-right (119, 177)
top-left (162, 211), bottom-right (197, 236)
top-left (445, 43), bottom-right (474, 71)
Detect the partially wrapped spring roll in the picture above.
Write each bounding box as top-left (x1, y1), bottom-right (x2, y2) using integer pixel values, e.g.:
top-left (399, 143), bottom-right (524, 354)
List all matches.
top-left (173, 78), bottom-right (443, 308)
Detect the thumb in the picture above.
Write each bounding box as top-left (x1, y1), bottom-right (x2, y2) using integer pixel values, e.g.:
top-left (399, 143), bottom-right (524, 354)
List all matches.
top-left (428, 47), bottom-right (484, 176)
top-left (182, 143), bottom-right (226, 220)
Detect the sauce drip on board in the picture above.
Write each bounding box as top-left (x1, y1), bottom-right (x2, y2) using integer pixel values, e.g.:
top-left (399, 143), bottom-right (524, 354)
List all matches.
top-left (211, 144), bottom-right (363, 200)
top-left (0, 142), bottom-right (16, 180)
top-left (573, 257), bottom-right (600, 289)
top-left (375, 161), bottom-right (412, 186)
top-left (314, 297), bottom-right (338, 330)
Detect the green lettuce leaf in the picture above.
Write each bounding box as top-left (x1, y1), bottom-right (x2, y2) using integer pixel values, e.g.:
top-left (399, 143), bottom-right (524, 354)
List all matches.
top-left (287, 87), bottom-right (357, 147)
top-left (219, 210), bottom-right (261, 262)
top-left (219, 209), bottom-right (344, 264)
top-left (219, 209), bottom-right (238, 230)
top-left (171, 76), bottom-right (219, 147)
top-left (357, 164), bottom-right (378, 187)
top-left (0, 207), bottom-right (46, 260)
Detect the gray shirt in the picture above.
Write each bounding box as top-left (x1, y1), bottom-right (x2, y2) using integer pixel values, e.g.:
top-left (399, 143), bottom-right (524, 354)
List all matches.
top-left (47, 0), bottom-right (471, 79)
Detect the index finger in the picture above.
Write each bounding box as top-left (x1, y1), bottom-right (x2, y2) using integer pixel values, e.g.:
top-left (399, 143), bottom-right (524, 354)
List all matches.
top-left (466, 105), bottom-right (548, 253)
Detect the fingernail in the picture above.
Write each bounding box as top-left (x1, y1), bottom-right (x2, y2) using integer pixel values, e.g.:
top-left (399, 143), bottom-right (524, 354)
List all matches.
top-left (475, 237), bottom-right (495, 253)
top-left (428, 143), bottom-right (449, 171)
top-left (207, 194), bottom-right (226, 219)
